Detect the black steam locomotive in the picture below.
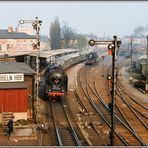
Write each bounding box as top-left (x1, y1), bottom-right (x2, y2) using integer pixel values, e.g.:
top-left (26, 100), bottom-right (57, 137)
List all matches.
top-left (85, 52), bottom-right (99, 65)
top-left (44, 63), bottom-right (68, 100)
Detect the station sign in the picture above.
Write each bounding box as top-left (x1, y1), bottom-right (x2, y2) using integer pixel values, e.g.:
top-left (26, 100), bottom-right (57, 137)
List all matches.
top-left (0, 73), bottom-right (24, 82)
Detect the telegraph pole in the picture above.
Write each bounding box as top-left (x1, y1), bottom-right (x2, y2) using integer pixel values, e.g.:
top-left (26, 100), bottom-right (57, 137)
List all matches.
top-left (88, 36), bottom-right (121, 146)
top-left (110, 36), bottom-right (118, 145)
top-left (130, 36), bottom-right (133, 70)
top-left (19, 17), bottom-right (42, 123)
top-left (33, 17), bottom-right (42, 123)
top-left (101, 55), bottom-right (105, 77)
top-left (145, 35), bottom-right (148, 92)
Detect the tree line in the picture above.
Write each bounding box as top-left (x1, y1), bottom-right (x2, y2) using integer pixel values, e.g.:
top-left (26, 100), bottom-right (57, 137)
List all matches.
top-left (50, 17), bottom-right (88, 50)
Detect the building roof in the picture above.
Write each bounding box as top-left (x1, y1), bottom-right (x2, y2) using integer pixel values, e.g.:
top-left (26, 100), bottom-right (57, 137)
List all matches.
top-left (0, 30), bottom-right (36, 39)
top-left (126, 34), bottom-right (146, 39)
top-left (138, 55), bottom-right (146, 60)
top-left (29, 48), bottom-right (78, 58)
top-left (0, 82), bottom-right (27, 89)
top-left (0, 62), bottom-right (36, 75)
top-left (138, 55), bottom-right (147, 65)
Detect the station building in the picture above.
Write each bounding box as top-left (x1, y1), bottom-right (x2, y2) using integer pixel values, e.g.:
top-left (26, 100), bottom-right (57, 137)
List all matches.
top-left (0, 62), bottom-right (36, 126)
top-left (0, 27), bottom-right (36, 52)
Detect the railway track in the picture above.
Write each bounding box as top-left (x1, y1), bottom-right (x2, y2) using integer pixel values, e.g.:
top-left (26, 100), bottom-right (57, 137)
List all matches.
top-left (75, 58), bottom-right (147, 146)
top-left (116, 82), bottom-right (148, 144)
top-left (49, 99), bottom-right (82, 146)
top-left (105, 59), bottom-right (148, 146)
top-left (81, 65), bottom-right (131, 145)
top-left (76, 66), bottom-right (110, 146)
top-left (74, 90), bottom-right (108, 146)
top-left (117, 82), bottom-right (148, 126)
top-left (76, 65), bottom-right (131, 145)
top-left (40, 55), bottom-right (147, 146)
top-left (43, 96), bottom-right (82, 146)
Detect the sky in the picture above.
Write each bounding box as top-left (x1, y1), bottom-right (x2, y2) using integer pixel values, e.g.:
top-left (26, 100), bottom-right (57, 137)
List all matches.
top-left (1, 1), bottom-right (148, 38)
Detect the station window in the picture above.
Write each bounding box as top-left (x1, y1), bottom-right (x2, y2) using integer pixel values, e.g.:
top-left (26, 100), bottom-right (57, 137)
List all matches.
top-left (23, 44), bottom-right (27, 50)
top-left (16, 44), bottom-right (20, 50)
top-left (7, 44), bottom-right (10, 50)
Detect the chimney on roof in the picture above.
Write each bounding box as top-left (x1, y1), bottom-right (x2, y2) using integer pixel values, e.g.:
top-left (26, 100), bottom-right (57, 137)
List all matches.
top-left (8, 27), bottom-right (13, 32)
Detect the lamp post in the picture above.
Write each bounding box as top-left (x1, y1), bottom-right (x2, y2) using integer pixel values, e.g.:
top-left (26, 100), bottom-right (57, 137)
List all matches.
top-left (19, 17), bottom-right (42, 123)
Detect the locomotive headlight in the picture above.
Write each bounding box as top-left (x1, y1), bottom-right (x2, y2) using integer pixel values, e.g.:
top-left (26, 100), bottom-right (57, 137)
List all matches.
top-left (48, 89), bottom-right (51, 92)
top-left (62, 90), bottom-right (64, 92)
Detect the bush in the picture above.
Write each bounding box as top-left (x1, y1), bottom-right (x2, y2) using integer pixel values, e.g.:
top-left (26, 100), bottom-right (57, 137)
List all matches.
top-left (15, 119), bottom-right (30, 125)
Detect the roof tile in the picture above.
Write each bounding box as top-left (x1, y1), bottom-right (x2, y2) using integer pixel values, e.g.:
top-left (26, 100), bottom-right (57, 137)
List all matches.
top-left (0, 30), bottom-right (36, 39)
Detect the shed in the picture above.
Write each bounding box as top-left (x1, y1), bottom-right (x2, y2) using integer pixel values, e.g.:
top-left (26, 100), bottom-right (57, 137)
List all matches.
top-left (137, 55), bottom-right (147, 77)
top-left (0, 62), bottom-right (36, 125)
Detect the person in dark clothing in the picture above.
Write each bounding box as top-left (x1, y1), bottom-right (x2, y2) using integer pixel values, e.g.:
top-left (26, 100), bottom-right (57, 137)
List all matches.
top-left (7, 116), bottom-right (14, 137)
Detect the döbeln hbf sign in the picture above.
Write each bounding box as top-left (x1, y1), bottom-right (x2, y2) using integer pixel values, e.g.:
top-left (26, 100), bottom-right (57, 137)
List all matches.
top-left (0, 73), bottom-right (24, 82)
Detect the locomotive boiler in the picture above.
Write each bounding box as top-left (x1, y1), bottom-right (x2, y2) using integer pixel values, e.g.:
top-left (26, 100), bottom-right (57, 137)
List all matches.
top-left (44, 63), bottom-right (68, 100)
top-left (85, 52), bottom-right (99, 65)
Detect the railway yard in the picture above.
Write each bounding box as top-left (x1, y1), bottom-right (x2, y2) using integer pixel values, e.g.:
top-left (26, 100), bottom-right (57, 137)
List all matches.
top-left (1, 2), bottom-right (148, 147)
top-left (0, 53), bottom-right (147, 146)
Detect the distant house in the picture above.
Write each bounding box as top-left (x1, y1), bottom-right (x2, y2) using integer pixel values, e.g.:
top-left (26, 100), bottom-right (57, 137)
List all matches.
top-left (60, 38), bottom-right (78, 49)
top-left (123, 35), bottom-right (147, 46)
top-left (40, 35), bottom-right (50, 50)
top-left (17, 24), bottom-right (50, 51)
top-left (0, 27), bottom-right (36, 52)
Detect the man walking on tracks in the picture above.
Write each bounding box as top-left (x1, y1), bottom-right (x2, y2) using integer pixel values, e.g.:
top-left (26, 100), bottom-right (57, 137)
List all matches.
top-left (7, 116), bottom-right (14, 139)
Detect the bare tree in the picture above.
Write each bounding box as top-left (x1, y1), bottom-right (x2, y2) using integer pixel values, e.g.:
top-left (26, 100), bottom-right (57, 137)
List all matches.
top-left (50, 17), bottom-right (61, 50)
top-left (61, 21), bottom-right (76, 48)
top-left (76, 34), bottom-right (87, 49)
